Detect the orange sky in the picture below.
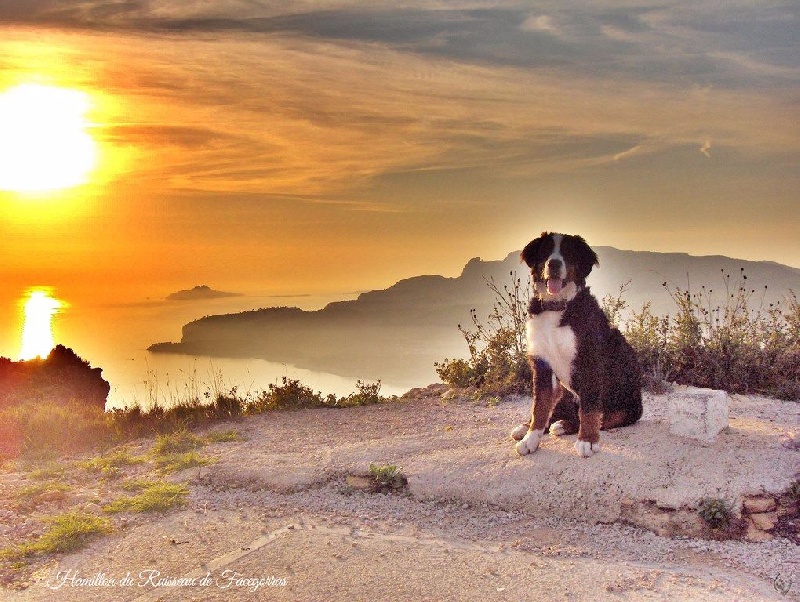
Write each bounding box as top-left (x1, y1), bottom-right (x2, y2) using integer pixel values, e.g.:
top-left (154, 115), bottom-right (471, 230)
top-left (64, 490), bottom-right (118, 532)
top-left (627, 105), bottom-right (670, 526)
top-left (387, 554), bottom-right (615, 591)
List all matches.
top-left (1, 2), bottom-right (798, 317)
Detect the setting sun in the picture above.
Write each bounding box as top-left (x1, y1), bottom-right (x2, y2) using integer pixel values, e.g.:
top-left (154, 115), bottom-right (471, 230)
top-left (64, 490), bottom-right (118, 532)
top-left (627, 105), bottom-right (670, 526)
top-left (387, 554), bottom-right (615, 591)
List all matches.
top-left (0, 83), bottom-right (97, 193)
top-left (19, 289), bottom-right (63, 361)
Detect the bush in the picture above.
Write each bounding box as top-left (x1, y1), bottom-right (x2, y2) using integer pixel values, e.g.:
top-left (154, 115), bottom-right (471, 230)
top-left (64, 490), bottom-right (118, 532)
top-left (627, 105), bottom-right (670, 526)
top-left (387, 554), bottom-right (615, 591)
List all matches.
top-left (435, 273), bottom-right (531, 397)
top-left (631, 271), bottom-right (800, 399)
top-left (436, 268), bottom-right (800, 400)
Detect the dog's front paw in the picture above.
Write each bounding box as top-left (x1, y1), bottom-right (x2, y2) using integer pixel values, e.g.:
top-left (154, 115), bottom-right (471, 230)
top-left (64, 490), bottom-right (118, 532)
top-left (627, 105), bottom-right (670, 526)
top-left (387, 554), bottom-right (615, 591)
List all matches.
top-left (510, 423), bottom-right (529, 441)
top-left (515, 429), bottom-right (544, 456)
top-left (574, 439), bottom-right (600, 458)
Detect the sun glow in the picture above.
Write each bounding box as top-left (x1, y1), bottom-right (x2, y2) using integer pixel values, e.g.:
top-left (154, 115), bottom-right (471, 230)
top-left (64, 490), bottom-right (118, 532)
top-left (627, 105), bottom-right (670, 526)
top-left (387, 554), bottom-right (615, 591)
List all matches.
top-left (0, 83), bottom-right (98, 193)
top-left (19, 289), bottom-right (63, 361)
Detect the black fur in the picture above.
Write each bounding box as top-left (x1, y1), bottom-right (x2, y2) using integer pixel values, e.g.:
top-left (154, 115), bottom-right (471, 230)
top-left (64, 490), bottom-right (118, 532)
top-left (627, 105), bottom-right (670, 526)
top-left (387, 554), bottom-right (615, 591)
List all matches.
top-left (519, 232), bottom-right (642, 438)
top-left (556, 287), bottom-right (642, 425)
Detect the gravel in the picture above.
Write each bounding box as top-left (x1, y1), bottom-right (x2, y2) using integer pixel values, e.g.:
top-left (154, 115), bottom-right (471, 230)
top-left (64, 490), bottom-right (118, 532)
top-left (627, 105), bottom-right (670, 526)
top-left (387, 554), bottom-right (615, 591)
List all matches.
top-left (3, 387), bottom-right (798, 600)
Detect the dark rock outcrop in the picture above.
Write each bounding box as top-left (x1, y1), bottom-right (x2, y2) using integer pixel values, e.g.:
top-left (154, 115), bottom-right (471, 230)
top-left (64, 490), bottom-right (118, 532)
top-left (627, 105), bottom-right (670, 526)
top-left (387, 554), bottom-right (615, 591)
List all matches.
top-left (0, 345), bottom-right (110, 411)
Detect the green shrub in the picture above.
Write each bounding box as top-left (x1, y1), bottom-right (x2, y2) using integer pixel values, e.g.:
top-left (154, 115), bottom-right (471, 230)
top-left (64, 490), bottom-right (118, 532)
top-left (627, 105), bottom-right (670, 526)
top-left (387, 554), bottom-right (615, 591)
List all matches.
top-left (697, 497), bottom-right (734, 530)
top-left (104, 482), bottom-right (188, 513)
top-left (437, 268), bottom-right (800, 400)
top-left (435, 273), bottom-right (531, 397)
top-left (368, 463), bottom-right (407, 492)
top-left (1, 512), bottom-right (112, 560)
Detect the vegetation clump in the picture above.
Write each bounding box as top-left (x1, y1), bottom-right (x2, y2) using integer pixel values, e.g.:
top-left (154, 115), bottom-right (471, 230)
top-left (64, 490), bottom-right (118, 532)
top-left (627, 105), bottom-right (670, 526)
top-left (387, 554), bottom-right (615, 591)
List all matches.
top-left (104, 481), bottom-right (189, 513)
top-left (1, 512), bottom-right (112, 560)
top-left (0, 377), bottom-right (389, 461)
top-left (435, 273), bottom-right (531, 396)
top-left (697, 497), bottom-right (734, 530)
top-left (368, 463), bottom-right (408, 493)
top-left (436, 269), bottom-right (800, 400)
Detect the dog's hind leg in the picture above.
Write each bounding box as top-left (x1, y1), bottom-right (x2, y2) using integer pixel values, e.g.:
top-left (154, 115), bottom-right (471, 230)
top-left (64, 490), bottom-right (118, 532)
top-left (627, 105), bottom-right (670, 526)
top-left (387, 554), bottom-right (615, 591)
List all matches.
top-left (548, 387), bottom-right (579, 436)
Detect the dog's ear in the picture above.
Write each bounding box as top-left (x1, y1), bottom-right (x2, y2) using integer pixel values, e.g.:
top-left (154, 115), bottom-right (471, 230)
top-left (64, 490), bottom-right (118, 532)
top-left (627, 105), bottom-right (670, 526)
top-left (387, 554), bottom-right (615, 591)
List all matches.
top-left (520, 232), bottom-right (549, 268)
top-left (572, 235), bottom-right (599, 281)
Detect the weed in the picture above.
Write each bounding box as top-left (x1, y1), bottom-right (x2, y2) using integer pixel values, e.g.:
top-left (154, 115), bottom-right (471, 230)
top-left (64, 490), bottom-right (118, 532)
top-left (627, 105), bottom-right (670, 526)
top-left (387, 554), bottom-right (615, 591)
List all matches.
top-left (438, 268), bottom-right (800, 400)
top-left (1, 512), bottom-right (112, 560)
top-left (104, 482), bottom-right (188, 513)
top-left (204, 429), bottom-right (244, 443)
top-left (79, 447), bottom-right (146, 479)
top-left (331, 381), bottom-right (385, 408)
top-left (28, 462), bottom-right (67, 481)
top-left (153, 451), bottom-right (213, 474)
top-left (698, 497), bottom-right (734, 530)
top-left (152, 430), bottom-right (205, 455)
top-left (435, 272), bottom-right (531, 397)
top-left (0, 401), bottom-right (110, 463)
top-left (368, 463), bottom-right (407, 492)
top-left (15, 482), bottom-right (72, 512)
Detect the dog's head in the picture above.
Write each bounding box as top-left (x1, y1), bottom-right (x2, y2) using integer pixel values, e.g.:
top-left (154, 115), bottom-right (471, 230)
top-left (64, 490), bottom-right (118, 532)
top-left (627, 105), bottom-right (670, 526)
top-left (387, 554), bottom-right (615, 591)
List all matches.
top-left (521, 232), bottom-right (598, 303)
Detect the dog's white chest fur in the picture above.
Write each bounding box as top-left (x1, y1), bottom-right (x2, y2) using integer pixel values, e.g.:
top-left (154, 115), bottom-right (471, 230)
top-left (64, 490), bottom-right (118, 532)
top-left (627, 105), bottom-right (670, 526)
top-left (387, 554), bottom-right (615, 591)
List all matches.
top-left (526, 311), bottom-right (577, 387)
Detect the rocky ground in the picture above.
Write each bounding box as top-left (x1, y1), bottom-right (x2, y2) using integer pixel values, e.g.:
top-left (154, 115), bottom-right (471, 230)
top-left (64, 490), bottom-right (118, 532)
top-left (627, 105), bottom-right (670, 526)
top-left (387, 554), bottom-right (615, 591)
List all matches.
top-left (0, 386), bottom-right (798, 601)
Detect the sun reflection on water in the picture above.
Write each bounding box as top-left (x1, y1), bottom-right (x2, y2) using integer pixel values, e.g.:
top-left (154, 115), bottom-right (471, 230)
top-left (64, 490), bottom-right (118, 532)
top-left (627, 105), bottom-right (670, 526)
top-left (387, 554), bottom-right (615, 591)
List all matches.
top-left (19, 288), bottom-right (64, 361)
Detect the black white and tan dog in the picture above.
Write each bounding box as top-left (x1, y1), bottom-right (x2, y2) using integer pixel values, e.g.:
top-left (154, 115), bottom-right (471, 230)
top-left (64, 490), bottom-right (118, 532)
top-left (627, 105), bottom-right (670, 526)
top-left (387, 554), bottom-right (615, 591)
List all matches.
top-left (511, 232), bottom-right (642, 458)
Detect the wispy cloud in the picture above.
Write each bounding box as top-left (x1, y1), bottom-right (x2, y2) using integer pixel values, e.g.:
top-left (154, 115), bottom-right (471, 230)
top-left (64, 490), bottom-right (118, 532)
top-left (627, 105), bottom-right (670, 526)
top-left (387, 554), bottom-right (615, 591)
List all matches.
top-left (0, 2), bottom-right (797, 204)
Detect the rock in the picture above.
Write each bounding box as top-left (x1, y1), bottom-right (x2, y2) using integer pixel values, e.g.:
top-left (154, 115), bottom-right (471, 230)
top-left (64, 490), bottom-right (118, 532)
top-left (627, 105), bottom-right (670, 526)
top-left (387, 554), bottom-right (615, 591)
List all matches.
top-left (0, 345), bottom-right (110, 412)
top-left (82, 502), bottom-right (103, 514)
top-left (743, 496), bottom-right (777, 514)
top-left (619, 500), bottom-right (705, 538)
top-left (749, 512), bottom-right (778, 532)
top-left (667, 387), bottom-right (729, 443)
top-left (345, 475), bottom-right (375, 492)
top-left (744, 518), bottom-right (775, 542)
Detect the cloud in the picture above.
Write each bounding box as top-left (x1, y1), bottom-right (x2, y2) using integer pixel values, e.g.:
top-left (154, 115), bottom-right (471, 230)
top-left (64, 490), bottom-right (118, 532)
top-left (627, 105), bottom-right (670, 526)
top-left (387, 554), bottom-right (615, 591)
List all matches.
top-left (613, 144), bottom-right (643, 162)
top-left (1, 2), bottom-right (796, 204)
top-left (520, 14), bottom-right (559, 35)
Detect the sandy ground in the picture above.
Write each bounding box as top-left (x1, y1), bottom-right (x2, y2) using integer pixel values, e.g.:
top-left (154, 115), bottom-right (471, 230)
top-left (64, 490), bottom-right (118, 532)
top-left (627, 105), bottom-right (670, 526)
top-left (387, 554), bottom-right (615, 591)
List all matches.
top-left (5, 388), bottom-right (800, 601)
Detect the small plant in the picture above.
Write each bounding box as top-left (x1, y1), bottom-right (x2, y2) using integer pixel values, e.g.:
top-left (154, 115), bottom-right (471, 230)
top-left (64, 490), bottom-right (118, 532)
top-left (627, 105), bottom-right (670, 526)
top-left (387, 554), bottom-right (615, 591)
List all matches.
top-left (1, 512), bottom-right (112, 560)
top-left (435, 272), bottom-right (531, 397)
top-left (28, 462), bottom-right (67, 481)
top-left (152, 430), bottom-right (205, 455)
top-left (438, 268), bottom-right (800, 400)
top-left (204, 429), bottom-right (244, 443)
top-left (698, 497), bottom-right (734, 530)
top-left (333, 381), bottom-right (385, 408)
top-left (80, 447), bottom-right (146, 479)
top-left (150, 429), bottom-right (212, 473)
top-left (153, 451), bottom-right (213, 474)
top-left (368, 463), bottom-right (408, 492)
top-left (15, 482), bottom-right (72, 512)
top-left (104, 481), bottom-right (189, 513)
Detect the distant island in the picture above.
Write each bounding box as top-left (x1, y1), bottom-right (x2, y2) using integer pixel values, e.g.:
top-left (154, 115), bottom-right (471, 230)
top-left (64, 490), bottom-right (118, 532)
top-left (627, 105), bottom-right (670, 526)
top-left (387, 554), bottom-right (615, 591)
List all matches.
top-left (166, 285), bottom-right (243, 301)
top-left (150, 248), bottom-right (800, 386)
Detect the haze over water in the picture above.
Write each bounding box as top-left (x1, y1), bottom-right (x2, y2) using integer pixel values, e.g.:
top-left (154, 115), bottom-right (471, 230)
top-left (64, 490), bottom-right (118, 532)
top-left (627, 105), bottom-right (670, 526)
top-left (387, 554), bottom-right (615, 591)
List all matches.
top-left (0, 289), bottom-right (409, 410)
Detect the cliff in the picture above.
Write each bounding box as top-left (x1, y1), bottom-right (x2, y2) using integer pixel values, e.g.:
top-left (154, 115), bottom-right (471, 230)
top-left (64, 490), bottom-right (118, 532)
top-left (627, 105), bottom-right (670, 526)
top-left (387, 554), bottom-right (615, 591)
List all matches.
top-left (149, 248), bottom-right (800, 385)
top-left (0, 345), bottom-right (110, 411)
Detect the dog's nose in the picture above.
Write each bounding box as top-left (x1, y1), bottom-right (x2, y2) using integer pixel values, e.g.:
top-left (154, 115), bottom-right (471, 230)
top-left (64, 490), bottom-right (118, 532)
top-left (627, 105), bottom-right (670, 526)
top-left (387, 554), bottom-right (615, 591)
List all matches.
top-left (546, 258), bottom-right (563, 278)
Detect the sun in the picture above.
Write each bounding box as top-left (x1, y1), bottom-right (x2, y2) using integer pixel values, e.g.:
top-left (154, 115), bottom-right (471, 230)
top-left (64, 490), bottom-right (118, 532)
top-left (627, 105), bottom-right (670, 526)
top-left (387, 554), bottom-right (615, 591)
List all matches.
top-left (0, 83), bottom-right (98, 193)
top-left (19, 289), bottom-right (63, 361)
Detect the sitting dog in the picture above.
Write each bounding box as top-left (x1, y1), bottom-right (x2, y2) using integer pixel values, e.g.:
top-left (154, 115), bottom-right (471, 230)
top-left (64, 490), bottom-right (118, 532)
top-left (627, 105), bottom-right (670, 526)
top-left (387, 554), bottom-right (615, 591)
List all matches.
top-left (512, 232), bottom-right (642, 457)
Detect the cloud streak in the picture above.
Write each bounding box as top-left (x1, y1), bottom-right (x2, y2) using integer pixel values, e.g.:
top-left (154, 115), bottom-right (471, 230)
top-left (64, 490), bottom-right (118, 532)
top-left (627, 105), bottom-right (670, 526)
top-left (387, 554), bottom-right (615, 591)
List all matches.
top-left (0, 0), bottom-right (798, 281)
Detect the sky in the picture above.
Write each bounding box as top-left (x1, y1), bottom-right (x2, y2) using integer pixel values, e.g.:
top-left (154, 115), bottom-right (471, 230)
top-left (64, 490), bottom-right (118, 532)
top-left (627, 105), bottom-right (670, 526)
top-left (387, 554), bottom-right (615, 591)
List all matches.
top-left (1, 0), bottom-right (798, 310)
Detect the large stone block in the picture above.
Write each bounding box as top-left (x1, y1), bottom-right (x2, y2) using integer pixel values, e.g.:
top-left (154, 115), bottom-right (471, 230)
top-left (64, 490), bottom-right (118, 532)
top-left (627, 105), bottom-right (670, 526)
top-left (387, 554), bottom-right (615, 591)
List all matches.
top-left (667, 386), bottom-right (729, 443)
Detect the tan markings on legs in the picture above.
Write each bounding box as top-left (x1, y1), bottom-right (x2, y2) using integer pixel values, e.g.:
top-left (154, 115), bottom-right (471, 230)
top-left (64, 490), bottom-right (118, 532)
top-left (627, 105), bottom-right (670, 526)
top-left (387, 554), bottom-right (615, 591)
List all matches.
top-left (530, 389), bottom-right (558, 432)
top-left (577, 408), bottom-right (603, 444)
top-left (601, 409), bottom-right (629, 430)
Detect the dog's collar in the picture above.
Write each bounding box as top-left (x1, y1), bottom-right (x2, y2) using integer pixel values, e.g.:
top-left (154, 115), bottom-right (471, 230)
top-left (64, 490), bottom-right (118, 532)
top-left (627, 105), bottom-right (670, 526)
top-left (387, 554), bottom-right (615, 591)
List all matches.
top-left (529, 297), bottom-right (568, 314)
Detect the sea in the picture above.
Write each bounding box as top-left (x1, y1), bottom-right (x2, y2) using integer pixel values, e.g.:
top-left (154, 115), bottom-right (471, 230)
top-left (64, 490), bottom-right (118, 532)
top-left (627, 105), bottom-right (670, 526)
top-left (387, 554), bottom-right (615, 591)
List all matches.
top-left (0, 290), bottom-right (412, 411)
